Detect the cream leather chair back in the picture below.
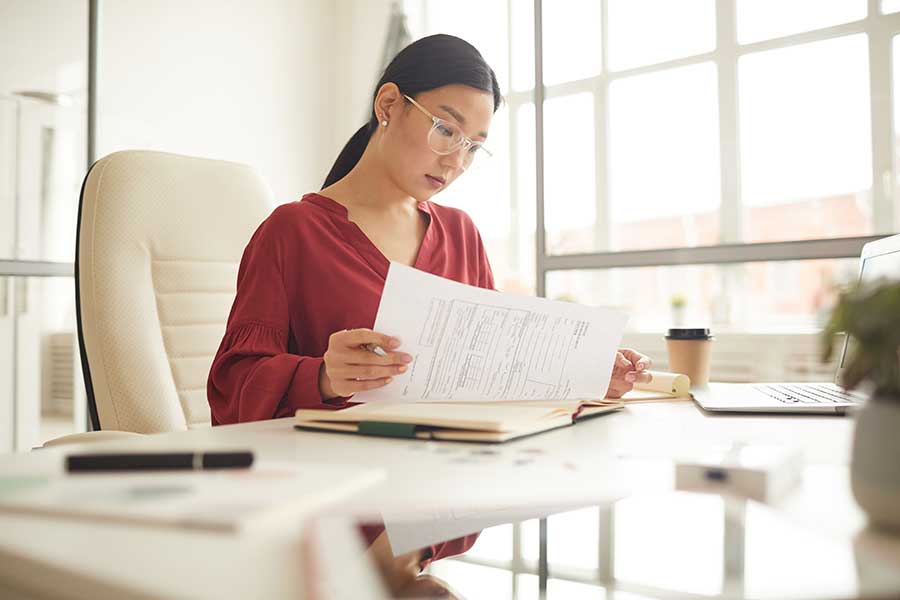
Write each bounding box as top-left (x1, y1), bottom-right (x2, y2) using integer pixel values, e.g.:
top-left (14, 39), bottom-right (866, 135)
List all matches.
top-left (77, 151), bottom-right (274, 433)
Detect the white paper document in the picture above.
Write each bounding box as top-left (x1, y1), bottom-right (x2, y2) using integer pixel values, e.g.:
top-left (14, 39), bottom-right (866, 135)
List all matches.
top-left (355, 263), bottom-right (628, 403)
top-left (0, 462), bottom-right (384, 533)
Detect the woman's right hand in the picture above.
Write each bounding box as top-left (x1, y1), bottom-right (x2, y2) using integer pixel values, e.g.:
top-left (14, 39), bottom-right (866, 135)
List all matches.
top-left (319, 328), bottom-right (413, 399)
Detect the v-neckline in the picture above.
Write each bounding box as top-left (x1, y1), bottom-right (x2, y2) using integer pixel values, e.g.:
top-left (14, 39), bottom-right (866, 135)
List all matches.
top-left (304, 193), bottom-right (434, 279)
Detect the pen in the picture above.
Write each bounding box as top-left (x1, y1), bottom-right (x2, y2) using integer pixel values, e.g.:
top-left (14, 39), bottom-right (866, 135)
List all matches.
top-left (363, 343), bottom-right (388, 357)
top-left (65, 451), bottom-right (254, 473)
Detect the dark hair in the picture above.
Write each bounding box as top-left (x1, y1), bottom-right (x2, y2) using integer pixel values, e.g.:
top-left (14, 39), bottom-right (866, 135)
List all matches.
top-left (322, 34), bottom-right (503, 188)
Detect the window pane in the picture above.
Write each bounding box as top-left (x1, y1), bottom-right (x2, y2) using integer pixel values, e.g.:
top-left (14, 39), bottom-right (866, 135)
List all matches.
top-left (0, 1), bottom-right (87, 261)
top-left (0, 99), bottom-right (14, 258)
top-left (547, 259), bottom-right (858, 332)
top-left (546, 259), bottom-right (857, 382)
top-left (548, 507), bottom-right (599, 570)
top-left (542, 0), bottom-right (602, 85)
top-left (744, 503), bottom-right (858, 598)
top-left (520, 518), bottom-right (539, 563)
top-left (426, 561), bottom-right (513, 600)
top-left (2, 276), bottom-right (82, 452)
top-left (412, 0), bottom-right (510, 93)
top-left (737, 0), bottom-right (867, 44)
top-left (434, 104), bottom-right (514, 282)
top-left (406, 2), bottom-right (537, 295)
top-left (614, 495), bottom-right (724, 596)
top-left (547, 579), bottom-right (608, 599)
top-left (512, 103), bottom-right (537, 295)
top-left (0, 276), bottom-right (11, 450)
top-left (465, 523), bottom-right (513, 561)
top-left (886, 0), bottom-right (900, 14)
top-left (516, 574), bottom-right (539, 600)
top-left (893, 36), bottom-right (900, 231)
top-left (739, 35), bottom-right (872, 243)
top-left (511, 0), bottom-right (535, 91)
top-left (608, 0), bottom-right (715, 71)
top-left (543, 93), bottom-right (597, 255)
top-left (608, 63), bottom-right (720, 251)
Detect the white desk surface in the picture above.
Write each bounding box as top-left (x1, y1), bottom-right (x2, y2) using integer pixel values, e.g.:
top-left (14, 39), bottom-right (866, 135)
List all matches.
top-left (2, 400), bottom-right (898, 599)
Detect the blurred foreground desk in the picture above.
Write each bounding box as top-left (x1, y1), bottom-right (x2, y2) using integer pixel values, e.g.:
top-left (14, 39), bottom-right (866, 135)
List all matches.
top-left (1, 401), bottom-right (900, 599)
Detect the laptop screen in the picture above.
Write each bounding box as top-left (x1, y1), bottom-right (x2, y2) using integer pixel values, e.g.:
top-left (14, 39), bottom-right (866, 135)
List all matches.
top-left (859, 247), bottom-right (900, 284)
top-left (837, 243), bottom-right (900, 377)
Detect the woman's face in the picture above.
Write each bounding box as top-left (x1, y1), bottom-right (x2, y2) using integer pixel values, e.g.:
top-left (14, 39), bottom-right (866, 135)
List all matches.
top-left (375, 83), bottom-right (495, 200)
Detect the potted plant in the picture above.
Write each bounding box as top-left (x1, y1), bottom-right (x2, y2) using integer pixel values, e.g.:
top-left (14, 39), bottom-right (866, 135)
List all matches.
top-left (670, 293), bottom-right (687, 326)
top-left (822, 279), bottom-right (900, 531)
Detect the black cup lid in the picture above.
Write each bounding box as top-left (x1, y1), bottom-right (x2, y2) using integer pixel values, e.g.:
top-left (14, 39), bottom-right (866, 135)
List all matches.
top-left (665, 328), bottom-right (712, 340)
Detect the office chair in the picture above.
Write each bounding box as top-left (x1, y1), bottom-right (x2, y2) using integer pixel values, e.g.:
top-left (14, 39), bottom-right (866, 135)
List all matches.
top-left (45, 150), bottom-right (274, 446)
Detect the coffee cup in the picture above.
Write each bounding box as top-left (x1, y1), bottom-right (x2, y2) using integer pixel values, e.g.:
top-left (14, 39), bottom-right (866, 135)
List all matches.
top-left (665, 328), bottom-right (714, 387)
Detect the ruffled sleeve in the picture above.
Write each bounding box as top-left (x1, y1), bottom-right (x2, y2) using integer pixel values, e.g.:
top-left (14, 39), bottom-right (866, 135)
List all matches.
top-left (207, 214), bottom-right (347, 425)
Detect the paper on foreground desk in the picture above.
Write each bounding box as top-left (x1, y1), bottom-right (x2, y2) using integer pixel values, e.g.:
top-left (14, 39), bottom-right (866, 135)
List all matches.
top-left (0, 461), bottom-right (383, 533)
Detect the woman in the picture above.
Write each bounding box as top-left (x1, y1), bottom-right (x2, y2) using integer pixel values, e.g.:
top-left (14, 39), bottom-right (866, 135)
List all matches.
top-left (208, 33), bottom-right (651, 592)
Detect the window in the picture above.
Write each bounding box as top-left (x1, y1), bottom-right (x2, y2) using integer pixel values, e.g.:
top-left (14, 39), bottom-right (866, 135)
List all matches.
top-left (542, 0), bottom-right (602, 85)
top-left (406, 0), bottom-right (892, 336)
top-left (1, 1), bottom-right (88, 452)
top-left (403, 5), bottom-right (893, 593)
top-left (739, 35), bottom-right (872, 243)
top-left (608, 62), bottom-right (720, 252)
top-left (407, 0), bottom-right (536, 295)
top-left (544, 93), bottom-right (597, 254)
top-left (607, 0), bottom-right (715, 70)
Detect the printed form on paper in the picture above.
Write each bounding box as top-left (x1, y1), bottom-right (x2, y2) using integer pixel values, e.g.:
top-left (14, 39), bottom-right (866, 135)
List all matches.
top-left (354, 263), bottom-right (629, 403)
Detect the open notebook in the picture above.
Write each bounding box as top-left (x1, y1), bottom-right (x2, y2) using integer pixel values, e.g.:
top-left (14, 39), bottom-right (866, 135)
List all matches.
top-left (294, 371), bottom-right (689, 443)
top-left (295, 399), bottom-right (624, 443)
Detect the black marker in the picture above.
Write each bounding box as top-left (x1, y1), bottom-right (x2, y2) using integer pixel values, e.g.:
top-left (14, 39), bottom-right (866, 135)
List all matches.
top-left (66, 451), bottom-right (254, 473)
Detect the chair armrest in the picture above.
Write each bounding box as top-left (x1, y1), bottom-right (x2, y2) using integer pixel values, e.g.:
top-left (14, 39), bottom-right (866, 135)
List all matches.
top-left (42, 430), bottom-right (144, 448)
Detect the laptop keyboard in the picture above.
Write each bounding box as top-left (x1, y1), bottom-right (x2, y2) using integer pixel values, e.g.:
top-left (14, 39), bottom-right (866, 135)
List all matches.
top-left (753, 383), bottom-right (863, 405)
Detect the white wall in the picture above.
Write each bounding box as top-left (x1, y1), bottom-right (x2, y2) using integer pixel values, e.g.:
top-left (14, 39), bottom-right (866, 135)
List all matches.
top-left (0, 1), bottom-right (87, 98)
top-left (97, 0), bottom-right (339, 202)
top-left (331, 0), bottom-right (395, 160)
top-left (2, 0), bottom-right (399, 203)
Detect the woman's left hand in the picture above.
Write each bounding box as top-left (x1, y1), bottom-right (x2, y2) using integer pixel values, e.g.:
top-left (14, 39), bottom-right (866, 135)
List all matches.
top-left (605, 348), bottom-right (652, 399)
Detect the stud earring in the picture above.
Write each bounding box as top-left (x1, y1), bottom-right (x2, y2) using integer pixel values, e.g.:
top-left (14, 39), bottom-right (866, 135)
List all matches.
top-left (381, 119), bottom-right (388, 127)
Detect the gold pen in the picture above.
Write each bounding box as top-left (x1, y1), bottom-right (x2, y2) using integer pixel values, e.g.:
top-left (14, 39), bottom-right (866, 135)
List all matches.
top-left (363, 343), bottom-right (388, 357)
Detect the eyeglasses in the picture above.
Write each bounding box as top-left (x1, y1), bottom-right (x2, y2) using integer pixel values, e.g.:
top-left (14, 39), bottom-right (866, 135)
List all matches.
top-left (403, 94), bottom-right (492, 167)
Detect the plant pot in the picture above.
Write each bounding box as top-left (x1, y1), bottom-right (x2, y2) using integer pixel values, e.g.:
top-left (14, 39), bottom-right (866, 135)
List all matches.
top-left (851, 396), bottom-right (900, 532)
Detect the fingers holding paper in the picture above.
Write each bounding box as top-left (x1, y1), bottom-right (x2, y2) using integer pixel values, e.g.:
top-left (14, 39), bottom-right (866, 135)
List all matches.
top-left (320, 328), bottom-right (412, 398)
top-left (605, 348), bottom-right (653, 399)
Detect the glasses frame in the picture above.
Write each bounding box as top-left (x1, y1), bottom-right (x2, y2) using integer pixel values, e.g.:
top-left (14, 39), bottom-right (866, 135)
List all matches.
top-left (402, 94), bottom-right (493, 162)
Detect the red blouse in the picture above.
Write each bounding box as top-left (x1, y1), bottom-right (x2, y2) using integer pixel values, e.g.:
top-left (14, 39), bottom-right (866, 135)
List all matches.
top-left (207, 192), bottom-right (495, 565)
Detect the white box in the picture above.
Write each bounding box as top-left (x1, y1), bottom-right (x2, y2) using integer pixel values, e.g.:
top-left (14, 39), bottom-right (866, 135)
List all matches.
top-left (675, 443), bottom-right (804, 503)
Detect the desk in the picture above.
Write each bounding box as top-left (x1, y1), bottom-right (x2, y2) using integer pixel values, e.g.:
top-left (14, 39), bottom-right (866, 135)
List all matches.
top-left (1, 401), bottom-right (898, 599)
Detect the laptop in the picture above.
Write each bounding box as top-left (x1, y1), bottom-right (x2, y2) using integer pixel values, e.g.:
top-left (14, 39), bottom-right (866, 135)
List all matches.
top-left (691, 233), bottom-right (900, 415)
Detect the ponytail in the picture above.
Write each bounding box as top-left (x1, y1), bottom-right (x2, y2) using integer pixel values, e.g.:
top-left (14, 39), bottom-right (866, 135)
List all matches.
top-left (321, 34), bottom-right (502, 189)
top-left (322, 121), bottom-right (376, 189)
